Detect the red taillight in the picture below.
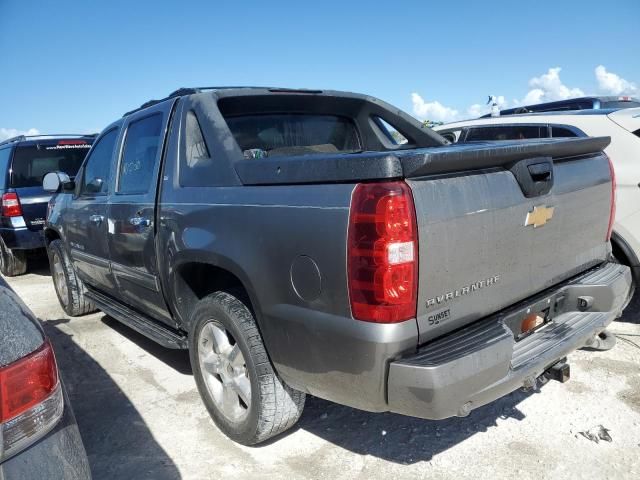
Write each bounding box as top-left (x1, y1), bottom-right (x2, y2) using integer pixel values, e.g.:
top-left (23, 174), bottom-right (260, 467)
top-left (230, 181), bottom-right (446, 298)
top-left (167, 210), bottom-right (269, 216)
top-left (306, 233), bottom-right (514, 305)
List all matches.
top-left (57, 140), bottom-right (86, 145)
top-left (0, 340), bottom-right (58, 423)
top-left (1, 192), bottom-right (22, 217)
top-left (348, 181), bottom-right (418, 323)
top-left (606, 155), bottom-right (616, 242)
top-left (0, 340), bottom-right (63, 461)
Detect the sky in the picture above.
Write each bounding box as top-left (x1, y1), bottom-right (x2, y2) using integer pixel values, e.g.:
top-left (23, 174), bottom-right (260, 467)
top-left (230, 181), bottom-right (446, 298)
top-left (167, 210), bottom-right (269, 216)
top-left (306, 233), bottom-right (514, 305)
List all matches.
top-left (1, 0), bottom-right (638, 140)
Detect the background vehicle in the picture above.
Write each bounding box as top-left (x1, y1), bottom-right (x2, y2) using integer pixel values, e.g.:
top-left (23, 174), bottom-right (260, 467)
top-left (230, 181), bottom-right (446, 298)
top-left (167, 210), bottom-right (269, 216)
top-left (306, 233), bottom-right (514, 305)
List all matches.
top-left (435, 108), bottom-right (640, 291)
top-left (0, 135), bottom-right (94, 276)
top-left (0, 275), bottom-right (90, 479)
top-left (44, 87), bottom-right (630, 445)
top-left (481, 96), bottom-right (640, 117)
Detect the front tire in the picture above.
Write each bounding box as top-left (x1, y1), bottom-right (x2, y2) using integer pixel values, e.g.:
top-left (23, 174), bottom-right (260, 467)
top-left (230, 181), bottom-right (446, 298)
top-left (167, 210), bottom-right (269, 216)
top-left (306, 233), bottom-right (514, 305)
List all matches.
top-left (0, 237), bottom-right (27, 277)
top-left (47, 240), bottom-right (96, 316)
top-left (189, 291), bottom-right (305, 445)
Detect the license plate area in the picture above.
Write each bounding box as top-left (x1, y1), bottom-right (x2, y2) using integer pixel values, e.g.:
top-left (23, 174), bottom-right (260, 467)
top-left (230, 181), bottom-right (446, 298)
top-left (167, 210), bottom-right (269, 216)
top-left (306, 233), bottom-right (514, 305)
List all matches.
top-left (502, 292), bottom-right (567, 342)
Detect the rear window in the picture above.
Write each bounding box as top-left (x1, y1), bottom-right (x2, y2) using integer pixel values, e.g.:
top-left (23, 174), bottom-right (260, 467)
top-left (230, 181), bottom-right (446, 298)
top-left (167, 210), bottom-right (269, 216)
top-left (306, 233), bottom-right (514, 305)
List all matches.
top-left (224, 114), bottom-right (361, 158)
top-left (10, 142), bottom-right (91, 188)
top-left (464, 125), bottom-right (547, 142)
top-left (551, 126), bottom-right (579, 138)
top-left (601, 101), bottom-right (640, 109)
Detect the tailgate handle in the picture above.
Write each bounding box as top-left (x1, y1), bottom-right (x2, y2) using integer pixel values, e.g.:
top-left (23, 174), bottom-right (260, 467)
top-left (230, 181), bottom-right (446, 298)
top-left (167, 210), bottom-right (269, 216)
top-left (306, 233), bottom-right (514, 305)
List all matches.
top-left (509, 157), bottom-right (554, 198)
top-left (528, 163), bottom-right (552, 182)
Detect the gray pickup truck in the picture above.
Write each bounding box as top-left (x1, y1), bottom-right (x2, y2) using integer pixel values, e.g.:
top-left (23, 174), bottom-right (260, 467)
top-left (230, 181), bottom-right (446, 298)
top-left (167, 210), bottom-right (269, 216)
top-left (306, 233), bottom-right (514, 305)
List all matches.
top-left (43, 87), bottom-right (631, 445)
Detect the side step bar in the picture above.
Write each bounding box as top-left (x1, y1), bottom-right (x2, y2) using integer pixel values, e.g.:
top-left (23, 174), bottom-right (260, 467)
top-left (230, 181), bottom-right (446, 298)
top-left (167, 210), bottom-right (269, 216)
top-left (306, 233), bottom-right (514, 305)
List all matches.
top-left (85, 287), bottom-right (188, 349)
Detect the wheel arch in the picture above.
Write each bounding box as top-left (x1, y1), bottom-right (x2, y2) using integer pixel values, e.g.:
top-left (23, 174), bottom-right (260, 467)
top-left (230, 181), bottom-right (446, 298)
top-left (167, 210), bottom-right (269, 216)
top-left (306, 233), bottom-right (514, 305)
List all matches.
top-left (170, 256), bottom-right (262, 335)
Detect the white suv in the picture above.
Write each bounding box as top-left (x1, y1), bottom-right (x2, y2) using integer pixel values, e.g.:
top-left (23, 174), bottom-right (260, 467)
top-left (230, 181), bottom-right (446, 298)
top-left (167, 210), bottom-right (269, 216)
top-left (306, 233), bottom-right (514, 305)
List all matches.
top-left (435, 108), bottom-right (640, 287)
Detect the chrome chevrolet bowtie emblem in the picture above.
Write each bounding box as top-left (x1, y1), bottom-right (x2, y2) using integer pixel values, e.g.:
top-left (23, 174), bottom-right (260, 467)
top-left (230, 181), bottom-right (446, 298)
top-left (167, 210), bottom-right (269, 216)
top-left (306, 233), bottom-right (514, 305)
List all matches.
top-left (525, 205), bottom-right (555, 228)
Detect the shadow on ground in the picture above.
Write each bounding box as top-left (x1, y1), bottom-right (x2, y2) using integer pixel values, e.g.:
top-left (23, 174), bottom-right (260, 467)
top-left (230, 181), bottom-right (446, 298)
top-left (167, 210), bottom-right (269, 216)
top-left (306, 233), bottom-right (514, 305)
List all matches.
top-left (93, 310), bottom-right (535, 465)
top-left (43, 318), bottom-right (182, 480)
top-left (100, 315), bottom-right (192, 374)
top-left (293, 387), bottom-right (532, 464)
top-left (619, 287), bottom-right (640, 324)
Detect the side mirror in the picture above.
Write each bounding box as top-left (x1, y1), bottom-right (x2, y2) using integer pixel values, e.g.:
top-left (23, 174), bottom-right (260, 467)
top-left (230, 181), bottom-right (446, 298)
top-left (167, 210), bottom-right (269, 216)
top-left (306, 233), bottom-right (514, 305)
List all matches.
top-left (43, 171), bottom-right (74, 193)
top-left (85, 178), bottom-right (103, 193)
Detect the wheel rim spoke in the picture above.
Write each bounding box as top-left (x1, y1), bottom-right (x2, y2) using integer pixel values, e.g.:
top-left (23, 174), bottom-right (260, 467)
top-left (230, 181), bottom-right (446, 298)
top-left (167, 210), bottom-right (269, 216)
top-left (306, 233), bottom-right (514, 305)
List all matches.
top-left (201, 352), bottom-right (220, 374)
top-left (222, 385), bottom-right (240, 416)
top-left (231, 374), bottom-right (251, 405)
top-left (52, 254), bottom-right (68, 305)
top-left (228, 344), bottom-right (244, 368)
top-left (197, 319), bottom-right (251, 422)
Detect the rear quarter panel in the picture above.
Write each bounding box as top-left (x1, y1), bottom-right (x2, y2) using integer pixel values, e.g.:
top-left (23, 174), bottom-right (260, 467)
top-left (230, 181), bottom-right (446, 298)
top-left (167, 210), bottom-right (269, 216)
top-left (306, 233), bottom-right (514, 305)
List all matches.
top-left (157, 181), bottom-right (419, 410)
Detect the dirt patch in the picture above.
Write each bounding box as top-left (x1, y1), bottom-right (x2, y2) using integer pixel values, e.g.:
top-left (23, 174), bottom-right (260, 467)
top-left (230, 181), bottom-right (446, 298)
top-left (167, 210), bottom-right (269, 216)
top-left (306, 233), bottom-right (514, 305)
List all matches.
top-left (618, 376), bottom-right (640, 414)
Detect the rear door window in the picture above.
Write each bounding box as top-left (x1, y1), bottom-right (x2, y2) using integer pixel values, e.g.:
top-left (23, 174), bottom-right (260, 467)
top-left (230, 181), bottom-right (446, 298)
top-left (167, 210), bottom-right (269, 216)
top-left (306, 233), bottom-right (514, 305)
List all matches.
top-left (10, 141), bottom-right (91, 188)
top-left (464, 125), bottom-right (547, 141)
top-left (117, 114), bottom-right (163, 194)
top-left (224, 114), bottom-right (361, 157)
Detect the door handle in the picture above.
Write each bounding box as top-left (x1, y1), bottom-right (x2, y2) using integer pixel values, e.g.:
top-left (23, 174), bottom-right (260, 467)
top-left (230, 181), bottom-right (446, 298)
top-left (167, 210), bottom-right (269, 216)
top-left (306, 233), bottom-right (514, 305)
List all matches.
top-left (89, 215), bottom-right (104, 224)
top-left (129, 216), bottom-right (151, 228)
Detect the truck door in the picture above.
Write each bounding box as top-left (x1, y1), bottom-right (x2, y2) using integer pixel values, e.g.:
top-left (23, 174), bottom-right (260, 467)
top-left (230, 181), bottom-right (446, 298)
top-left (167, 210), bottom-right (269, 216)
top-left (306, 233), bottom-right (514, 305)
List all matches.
top-left (65, 128), bottom-right (119, 294)
top-left (107, 100), bottom-right (176, 325)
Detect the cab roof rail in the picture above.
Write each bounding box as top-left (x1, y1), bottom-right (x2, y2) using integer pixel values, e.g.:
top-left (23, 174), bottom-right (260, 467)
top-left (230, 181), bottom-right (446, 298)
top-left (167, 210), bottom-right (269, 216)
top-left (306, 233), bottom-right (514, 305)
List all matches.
top-left (122, 86), bottom-right (321, 117)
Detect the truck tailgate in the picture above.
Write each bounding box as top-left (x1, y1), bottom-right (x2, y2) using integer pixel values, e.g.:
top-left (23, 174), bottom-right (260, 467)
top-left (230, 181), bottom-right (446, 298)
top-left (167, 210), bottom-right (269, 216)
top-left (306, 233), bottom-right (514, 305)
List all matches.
top-left (404, 140), bottom-right (613, 344)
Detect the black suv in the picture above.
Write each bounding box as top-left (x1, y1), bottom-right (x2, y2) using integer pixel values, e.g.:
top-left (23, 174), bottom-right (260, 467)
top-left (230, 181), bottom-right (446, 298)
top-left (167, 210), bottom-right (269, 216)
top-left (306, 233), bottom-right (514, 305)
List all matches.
top-left (0, 135), bottom-right (94, 276)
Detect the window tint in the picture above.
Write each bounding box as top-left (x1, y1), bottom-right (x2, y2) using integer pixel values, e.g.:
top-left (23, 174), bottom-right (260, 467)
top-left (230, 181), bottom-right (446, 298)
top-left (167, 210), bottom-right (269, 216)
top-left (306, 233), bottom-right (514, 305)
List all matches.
top-left (180, 111), bottom-right (214, 187)
top-left (0, 148), bottom-right (12, 189)
top-left (535, 101), bottom-right (593, 112)
top-left (11, 143), bottom-right (90, 188)
top-left (552, 126), bottom-right (578, 138)
top-left (80, 129), bottom-right (118, 195)
top-left (224, 114), bottom-right (361, 157)
top-left (601, 101), bottom-right (640, 109)
top-left (185, 111), bottom-right (211, 166)
top-left (464, 125), bottom-right (547, 142)
top-left (118, 114), bottom-right (162, 194)
top-left (375, 117), bottom-right (408, 145)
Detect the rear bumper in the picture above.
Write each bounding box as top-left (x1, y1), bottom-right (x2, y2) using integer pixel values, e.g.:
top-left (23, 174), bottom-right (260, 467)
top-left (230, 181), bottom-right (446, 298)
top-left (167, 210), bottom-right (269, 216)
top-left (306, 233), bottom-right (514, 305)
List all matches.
top-left (387, 262), bottom-right (632, 420)
top-left (0, 226), bottom-right (44, 250)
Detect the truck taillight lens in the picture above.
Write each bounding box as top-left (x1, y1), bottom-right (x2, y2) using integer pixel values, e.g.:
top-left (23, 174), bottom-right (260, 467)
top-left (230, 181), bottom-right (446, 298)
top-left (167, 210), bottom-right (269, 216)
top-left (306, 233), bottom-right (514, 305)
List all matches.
top-left (606, 155), bottom-right (616, 242)
top-left (348, 181), bottom-right (418, 323)
top-left (1, 192), bottom-right (22, 217)
top-left (0, 340), bottom-right (63, 461)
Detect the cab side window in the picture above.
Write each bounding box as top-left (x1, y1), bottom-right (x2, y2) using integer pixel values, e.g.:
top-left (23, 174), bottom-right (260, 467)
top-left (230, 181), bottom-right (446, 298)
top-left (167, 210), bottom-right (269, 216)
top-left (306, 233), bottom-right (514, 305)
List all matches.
top-left (80, 128), bottom-right (118, 195)
top-left (117, 114), bottom-right (163, 194)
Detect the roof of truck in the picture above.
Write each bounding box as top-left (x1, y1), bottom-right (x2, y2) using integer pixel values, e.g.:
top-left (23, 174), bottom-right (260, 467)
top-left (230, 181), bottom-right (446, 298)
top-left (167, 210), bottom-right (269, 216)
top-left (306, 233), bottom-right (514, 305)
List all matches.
top-left (122, 86), bottom-right (368, 117)
top-left (0, 134), bottom-right (97, 148)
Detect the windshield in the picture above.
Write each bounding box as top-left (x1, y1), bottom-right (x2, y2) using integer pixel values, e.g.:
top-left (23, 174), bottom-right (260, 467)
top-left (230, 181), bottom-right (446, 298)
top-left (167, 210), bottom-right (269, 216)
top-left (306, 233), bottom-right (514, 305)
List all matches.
top-left (10, 143), bottom-right (91, 188)
top-left (224, 114), bottom-right (361, 157)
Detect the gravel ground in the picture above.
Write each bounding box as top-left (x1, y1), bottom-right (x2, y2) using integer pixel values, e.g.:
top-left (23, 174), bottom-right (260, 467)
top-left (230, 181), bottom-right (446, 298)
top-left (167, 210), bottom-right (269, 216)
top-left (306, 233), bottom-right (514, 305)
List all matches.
top-left (6, 258), bottom-right (640, 480)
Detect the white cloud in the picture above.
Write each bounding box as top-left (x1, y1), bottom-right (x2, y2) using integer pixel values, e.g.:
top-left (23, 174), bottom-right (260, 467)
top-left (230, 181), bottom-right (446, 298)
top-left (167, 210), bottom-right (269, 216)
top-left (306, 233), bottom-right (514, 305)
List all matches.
top-left (411, 93), bottom-right (459, 122)
top-left (0, 127), bottom-right (40, 142)
top-left (519, 67), bottom-right (584, 105)
top-left (595, 65), bottom-right (637, 96)
top-left (414, 65), bottom-right (638, 125)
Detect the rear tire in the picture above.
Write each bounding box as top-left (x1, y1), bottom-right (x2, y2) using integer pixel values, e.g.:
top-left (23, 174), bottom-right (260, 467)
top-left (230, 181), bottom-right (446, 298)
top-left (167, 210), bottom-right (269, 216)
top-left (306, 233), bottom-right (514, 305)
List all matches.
top-left (0, 238), bottom-right (27, 277)
top-left (47, 240), bottom-right (96, 316)
top-left (189, 290), bottom-right (306, 445)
